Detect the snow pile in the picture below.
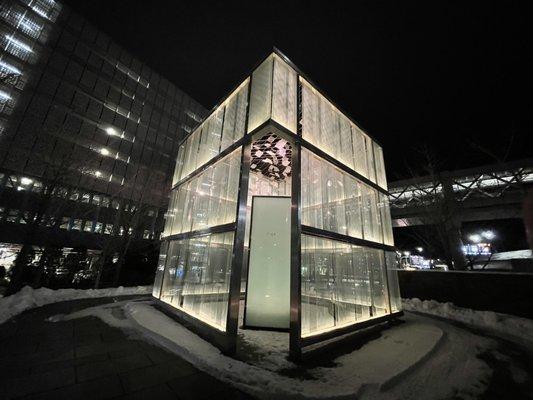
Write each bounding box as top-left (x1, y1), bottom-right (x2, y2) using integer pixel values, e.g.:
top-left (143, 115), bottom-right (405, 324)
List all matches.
top-left (403, 298), bottom-right (533, 342)
top-left (0, 285), bottom-right (151, 325)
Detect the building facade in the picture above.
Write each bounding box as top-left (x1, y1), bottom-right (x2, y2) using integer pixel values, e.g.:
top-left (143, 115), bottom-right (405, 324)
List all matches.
top-left (152, 50), bottom-right (402, 359)
top-left (0, 0), bottom-right (206, 285)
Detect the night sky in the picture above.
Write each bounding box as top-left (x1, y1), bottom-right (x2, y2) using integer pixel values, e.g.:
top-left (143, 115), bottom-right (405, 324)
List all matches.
top-left (63, 0), bottom-right (532, 181)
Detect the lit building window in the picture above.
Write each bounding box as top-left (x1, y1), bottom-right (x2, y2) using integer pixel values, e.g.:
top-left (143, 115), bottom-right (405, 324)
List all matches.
top-left (3, 35), bottom-right (33, 60)
top-left (16, 14), bottom-right (42, 38)
top-left (0, 90), bottom-right (15, 114)
top-left (0, 60), bottom-right (22, 76)
top-left (83, 221), bottom-right (93, 232)
top-left (0, 90), bottom-right (12, 102)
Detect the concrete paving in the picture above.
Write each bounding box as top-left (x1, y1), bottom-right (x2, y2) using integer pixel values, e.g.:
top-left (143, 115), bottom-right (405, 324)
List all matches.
top-left (0, 296), bottom-right (253, 400)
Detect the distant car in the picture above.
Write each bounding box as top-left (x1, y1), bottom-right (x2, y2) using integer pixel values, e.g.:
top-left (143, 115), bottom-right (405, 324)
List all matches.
top-left (432, 264), bottom-right (448, 271)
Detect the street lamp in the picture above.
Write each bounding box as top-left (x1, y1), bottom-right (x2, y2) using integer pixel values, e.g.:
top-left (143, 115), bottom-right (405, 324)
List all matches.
top-left (481, 230), bottom-right (495, 240)
top-left (468, 234), bottom-right (482, 243)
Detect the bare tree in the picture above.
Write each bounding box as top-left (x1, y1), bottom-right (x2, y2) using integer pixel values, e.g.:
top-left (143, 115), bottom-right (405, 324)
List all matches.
top-left (399, 146), bottom-right (466, 269)
top-left (94, 167), bottom-right (165, 288)
top-left (5, 148), bottom-right (98, 294)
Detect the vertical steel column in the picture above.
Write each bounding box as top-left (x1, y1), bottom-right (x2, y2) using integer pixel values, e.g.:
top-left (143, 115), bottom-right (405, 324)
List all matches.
top-left (224, 140), bottom-right (252, 355)
top-left (289, 79), bottom-right (303, 361)
top-left (289, 140), bottom-right (302, 360)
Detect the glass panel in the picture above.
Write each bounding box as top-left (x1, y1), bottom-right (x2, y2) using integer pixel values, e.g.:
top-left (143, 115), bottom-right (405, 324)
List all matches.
top-left (172, 142), bottom-right (186, 185)
top-left (181, 179), bottom-right (195, 234)
top-left (333, 240), bottom-right (356, 327)
top-left (160, 240), bottom-right (185, 304)
top-left (248, 55), bottom-right (273, 133)
top-left (301, 235), bottom-right (335, 336)
top-left (344, 175), bottom-right (363, 239)
top-left (373, 143), bottom-right (387, 190)
top-left (301, 78), bottom-right (344, 158)
top-left (221, 80), bottom-right (249, 149)
top-left (352, 126), bottom-right (368, 178)
top-left (196, 110), bottom-right (224, 167)
top-left (367, 247), bottom-right (389, 317)
top-left (162, 191), bottom-right (176, 237)
top-left (171, 185), bottom-right (186, 234)
top-left (385, 251), bottom-right (402, 312)
top-left (158, 231), bottom-right (234, 331)
top-left (152, 241), bottom-right (168, 298)
top-left (301, 79), bottom-right (321, 146)
top-left (271, 55), bottom-right (297, 133)
top-left (362, 185), bottom-right (383, 243)
top-left (174, 80), bottom-right (248, 183)
top-left (323, 163), bottom-right (346, 234)
top-left (379, 193), bottom-right (394, 246)
top-left (206, 232), bottom-right (234, 328)
top-left (191, 170), bottom-right (211, 231)
top-left (181, 132), bottom-right (200, 180)
top-left (365, 134), bottom-right (377, 183)
top-left (182, 235), bottom-right (210, 323)
top-left (301, 235), bottom-right (393, 337)
top-left (301, 149), bottom-right (323, 230)
top-left (162, 148), bottom-right (241, 237)
top-left (338, 115), bottom-right (354, 170)
top-left (353, 245), bottom-right (372, 321)
top-left (245, 197), bottom-right (291, 329)
top-left (302, 149), bottom-right (387, 244)
top-left (301, 77), bottom-right (387, 185)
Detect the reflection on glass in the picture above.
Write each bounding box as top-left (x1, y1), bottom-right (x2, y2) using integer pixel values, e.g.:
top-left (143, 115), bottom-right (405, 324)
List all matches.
top-left (301, 234), bottom-right (392, 337)
top-left (158, 231), bottom-right (234, 331)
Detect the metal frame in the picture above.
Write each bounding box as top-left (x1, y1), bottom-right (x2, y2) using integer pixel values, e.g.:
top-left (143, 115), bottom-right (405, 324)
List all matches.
top-left (162, 222), bottom-right (236, 242)
top-left (223, 124), bottom-right (253, 355)
top-left (243, 195), bottom-right (291, 331)
top-left (300, 311), bottom-right (404, 348)
top-left (301, 225), bottom-right (396, 252)
top-left (289, 133), bottom-right (303, 360)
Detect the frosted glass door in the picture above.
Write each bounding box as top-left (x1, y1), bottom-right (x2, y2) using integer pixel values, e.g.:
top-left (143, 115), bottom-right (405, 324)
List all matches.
top-left (245, 196), bottom-right (291, 329)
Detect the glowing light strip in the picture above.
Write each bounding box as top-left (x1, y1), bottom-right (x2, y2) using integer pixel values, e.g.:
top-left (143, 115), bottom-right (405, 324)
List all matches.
top-left (0, 91), bottom-right (12, 101)
top-left (31, 6), bottom-right (48, 19)
top-left (4, 35), bottom-right (33, 52)
top-left (0, 61), bottom-right (21, 75)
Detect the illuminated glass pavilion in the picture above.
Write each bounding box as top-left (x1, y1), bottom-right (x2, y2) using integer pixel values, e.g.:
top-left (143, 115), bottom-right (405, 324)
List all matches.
top-left (152, 49), bottom-right (402, 359)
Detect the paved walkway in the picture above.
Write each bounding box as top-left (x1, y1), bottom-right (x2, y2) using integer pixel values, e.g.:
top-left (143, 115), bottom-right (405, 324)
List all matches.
top-left (0, 296), bottom-right (252, 400)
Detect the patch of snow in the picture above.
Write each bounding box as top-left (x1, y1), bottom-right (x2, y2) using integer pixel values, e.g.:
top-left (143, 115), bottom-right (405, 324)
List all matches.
top-left (402, 298), bottom-right (533, 343)
top-left (0, 285), bottom-right (151, 325)
top-left (52, 300), bottom-right (497, 400)
top-left (491, 249), bottom-right (532, 260)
